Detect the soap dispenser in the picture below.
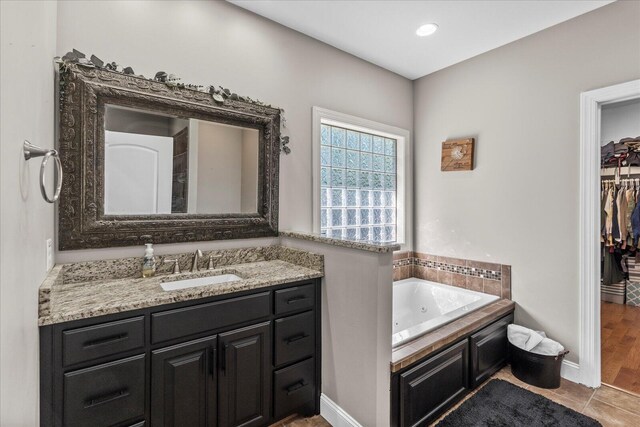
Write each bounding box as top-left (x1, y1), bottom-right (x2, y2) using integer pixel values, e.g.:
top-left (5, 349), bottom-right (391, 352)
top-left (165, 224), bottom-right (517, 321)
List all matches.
top-left (142, 243), bottom-right (157, 278)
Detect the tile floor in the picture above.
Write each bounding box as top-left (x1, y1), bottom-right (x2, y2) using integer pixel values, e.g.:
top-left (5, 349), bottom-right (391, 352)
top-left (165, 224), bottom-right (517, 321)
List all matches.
top-left (601, 301), bottom-right (640, 395)
top-left (432, 365), bottom-right (640, 427)
top-left (279, 365), bottom-right (640, 426)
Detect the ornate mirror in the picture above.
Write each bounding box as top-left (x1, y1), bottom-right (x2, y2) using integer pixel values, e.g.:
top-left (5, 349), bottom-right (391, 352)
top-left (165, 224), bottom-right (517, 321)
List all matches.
top-left (57, 55), bottom-right (282, 250)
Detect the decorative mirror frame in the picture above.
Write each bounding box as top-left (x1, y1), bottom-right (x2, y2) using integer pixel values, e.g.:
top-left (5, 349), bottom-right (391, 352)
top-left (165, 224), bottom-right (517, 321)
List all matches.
top-left (58, 63), bottom-right (281, 250)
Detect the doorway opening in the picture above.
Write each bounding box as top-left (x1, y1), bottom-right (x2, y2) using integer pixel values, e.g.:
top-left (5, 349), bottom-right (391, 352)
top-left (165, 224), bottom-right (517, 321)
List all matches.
top-left (579, 79), bottom-right (640, 392)
top-left (599, 99), bottom-right (640, 395)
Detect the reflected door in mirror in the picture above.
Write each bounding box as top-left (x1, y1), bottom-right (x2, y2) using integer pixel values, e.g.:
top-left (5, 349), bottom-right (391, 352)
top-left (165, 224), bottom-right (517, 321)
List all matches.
top-left (104, 105), bottom-right (259, 216)
top-left (105, 131), bottom-right (173, 214)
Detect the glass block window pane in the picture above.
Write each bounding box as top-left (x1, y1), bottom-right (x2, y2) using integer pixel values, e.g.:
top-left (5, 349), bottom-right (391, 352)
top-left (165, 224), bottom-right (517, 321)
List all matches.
top-left (346, 189), bottom-right (358, 206)
top-left (346, 131), bottom-right (359, 150)
top-left (332, 127), bottom-right (345, 148)
top-left (320, 124), bottom-right (397, 243)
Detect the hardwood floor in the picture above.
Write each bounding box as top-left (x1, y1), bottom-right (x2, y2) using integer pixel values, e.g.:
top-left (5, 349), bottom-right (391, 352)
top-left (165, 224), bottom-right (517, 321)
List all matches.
top-left (601, 301), bottom-right (640, 395)
top-left (269, 415), bottom-right (330, 427)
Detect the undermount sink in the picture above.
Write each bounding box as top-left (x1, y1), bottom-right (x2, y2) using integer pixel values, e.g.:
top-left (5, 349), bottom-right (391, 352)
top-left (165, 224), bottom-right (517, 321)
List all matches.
top-left (160, 274), bottom-right (242, 291)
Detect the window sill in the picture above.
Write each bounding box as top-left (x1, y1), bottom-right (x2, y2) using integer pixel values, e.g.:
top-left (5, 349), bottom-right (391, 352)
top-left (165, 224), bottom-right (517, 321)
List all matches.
top-left (280, 230), bottom-right (400, 254)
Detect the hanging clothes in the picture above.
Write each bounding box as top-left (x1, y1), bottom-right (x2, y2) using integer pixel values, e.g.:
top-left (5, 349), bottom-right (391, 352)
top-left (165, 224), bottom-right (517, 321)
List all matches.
top-left (612, 187), bottom-right (620, 244)
top-left (626, 185), bottom-right (636, 246)
top-left (600, 176), bottom-right (640, 304)
top-left (617, 186), bottom-right (628, 245)
top-left (605, 186), bottom-right (615, 245)
top-left (633, 196), bottom-right (640, 247)
top-left (603, 249), bottom-right (625, 286)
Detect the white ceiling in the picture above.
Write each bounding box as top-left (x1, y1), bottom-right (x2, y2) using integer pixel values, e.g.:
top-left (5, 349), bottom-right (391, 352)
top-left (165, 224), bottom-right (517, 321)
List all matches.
top-left (229, 0), bottom-right (614, 80)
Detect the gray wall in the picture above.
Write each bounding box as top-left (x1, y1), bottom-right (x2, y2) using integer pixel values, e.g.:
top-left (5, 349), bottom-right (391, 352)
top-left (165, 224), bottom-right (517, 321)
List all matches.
top-left (412, 0), bottom-right (640, 363)
top-left (0, 1), bottom-right (57, 425)
top-left (281, 237), bottom-right (393, 427)
top-left (195, 121), bottom-right (243, 213)
top-left (105, 106), bottom-right (175, 137)
top-left (601, 99), bottom-right (640, 145)
top-left (56, 0), bottom-right (413, 261)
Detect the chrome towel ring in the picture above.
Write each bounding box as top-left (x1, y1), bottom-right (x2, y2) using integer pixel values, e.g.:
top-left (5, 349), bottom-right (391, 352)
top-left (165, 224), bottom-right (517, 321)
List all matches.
top-left (23, 140), bottom-right (63, 203)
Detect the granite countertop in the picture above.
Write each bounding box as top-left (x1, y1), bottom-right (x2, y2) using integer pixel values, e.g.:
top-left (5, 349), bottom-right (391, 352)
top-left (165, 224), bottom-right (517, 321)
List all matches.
top-left (280, 230), bottom-right (401, 253)
top-left (39, 246), bottom-right (323, 326)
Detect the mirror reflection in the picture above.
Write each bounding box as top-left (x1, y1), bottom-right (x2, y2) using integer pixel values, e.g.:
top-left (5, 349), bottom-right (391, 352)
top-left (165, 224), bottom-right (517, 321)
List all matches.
top-left (104, 105), bottom-right (259, 215)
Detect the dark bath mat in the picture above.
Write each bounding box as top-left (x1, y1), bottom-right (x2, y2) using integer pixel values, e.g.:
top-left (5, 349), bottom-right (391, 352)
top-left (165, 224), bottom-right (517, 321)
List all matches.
top-left (436, 379), bottom-right (601, 427)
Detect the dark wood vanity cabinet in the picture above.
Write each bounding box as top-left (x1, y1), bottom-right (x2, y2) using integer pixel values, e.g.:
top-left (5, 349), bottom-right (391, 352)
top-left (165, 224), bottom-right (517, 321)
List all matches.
top-left (40, 279), bottom-right (321, 427)
top-left (469, 314), bottom-right (512, 388)
top-left (398, 340), bottom-right (469, 427)
top-left (218, 323), bottom-right (271, 427)
top-left (391, 313), bottom-right (514, 427)
top-left (151, 336), bottom-right (217, 427)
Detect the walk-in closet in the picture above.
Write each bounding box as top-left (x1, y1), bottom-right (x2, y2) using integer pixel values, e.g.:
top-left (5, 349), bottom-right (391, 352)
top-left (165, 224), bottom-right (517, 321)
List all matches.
top-left (600, 98), bottom-right (640, 395)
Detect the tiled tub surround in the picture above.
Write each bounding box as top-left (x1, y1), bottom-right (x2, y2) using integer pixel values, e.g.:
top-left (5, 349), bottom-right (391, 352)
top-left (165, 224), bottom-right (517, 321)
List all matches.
top-left (393, 251), bottom-right (511, 299)
top-left (39, 245), bottom-right (323, 325)
top-left (391, 251), bottom-right (514, 373)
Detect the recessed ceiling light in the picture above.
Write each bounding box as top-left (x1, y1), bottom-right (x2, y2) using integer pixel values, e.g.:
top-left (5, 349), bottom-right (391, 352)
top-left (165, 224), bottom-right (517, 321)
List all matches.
top-left (416, 23), bottom-right (438, 37)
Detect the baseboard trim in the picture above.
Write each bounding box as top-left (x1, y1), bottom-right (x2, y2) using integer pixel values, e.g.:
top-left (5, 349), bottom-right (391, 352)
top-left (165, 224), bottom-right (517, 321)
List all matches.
top-left (561, 359), bottom-right (581, 384)
top-left (320, 394), bottom-right (362, 427)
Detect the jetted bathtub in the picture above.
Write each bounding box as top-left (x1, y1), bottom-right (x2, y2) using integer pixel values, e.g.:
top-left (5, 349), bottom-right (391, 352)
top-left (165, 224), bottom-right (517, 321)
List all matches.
top-left (392, 278), bottom-right (500, 348)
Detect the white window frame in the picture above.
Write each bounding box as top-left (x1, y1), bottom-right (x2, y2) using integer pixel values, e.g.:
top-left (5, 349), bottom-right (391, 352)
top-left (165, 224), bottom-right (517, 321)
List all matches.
top-left (312, 106), bottom-right (412, 248)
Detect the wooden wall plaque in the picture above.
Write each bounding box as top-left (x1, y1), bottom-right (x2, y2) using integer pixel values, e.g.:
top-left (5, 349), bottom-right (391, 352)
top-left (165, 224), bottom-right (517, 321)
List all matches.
top-left (441, 138), bottom-right (475, 171)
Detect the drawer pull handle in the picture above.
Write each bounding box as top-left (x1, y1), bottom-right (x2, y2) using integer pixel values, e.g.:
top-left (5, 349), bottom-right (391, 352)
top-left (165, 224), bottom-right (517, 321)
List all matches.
top-left (83, 334), bottom-right (128, 349)
top-left (221, 344), bottom-right (229, 373)
top-left (84, 389), bottom-right (129, 408)
top-left (287, 296), bottom-right (309, 305)
top-left (286, 381), bottom-right (309, 395)
top-left (209, 347), bottom-right (216, 377)
top-left (286, 334), bottom-right (310, 345)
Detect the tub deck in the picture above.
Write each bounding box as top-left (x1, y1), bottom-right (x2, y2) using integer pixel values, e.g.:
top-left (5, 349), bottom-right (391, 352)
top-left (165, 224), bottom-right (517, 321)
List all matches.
top-left (391, 298), bottom-right (515, 372)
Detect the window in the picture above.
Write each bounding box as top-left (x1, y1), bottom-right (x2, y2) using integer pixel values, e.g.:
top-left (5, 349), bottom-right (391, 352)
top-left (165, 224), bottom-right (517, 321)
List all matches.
top-left (320, 124), bottom-right (397, 242)
top-left (313, 107), bottom-right (410, 246)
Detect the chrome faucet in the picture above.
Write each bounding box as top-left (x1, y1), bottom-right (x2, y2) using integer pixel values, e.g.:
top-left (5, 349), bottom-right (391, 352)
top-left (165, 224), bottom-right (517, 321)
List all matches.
top-left (207, 254), bottom-right (222, 270)
top-left (163, 258), bottom-right (181, 274)
top-left (191, 249), bottom-right (203, 272)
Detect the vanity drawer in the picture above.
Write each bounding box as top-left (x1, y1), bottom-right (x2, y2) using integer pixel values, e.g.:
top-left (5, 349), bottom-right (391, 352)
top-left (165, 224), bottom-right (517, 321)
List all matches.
top-left (63, 354), bottom-right (145, 427)
top-left (151, 291), bottom-right (270, 344)
top-left (273, 358), bottom-right (315, 420)
top-left (62, 316), bottom-right (145, 367)
top-left (274, 284), bottom-right (314, 315)
top-left (274, 311), bottom-right (315, 366)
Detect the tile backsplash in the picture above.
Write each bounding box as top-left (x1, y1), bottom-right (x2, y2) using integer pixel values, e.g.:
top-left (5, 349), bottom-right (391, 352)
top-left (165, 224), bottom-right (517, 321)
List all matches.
top-left (393, 251), bottom-right (511, 300)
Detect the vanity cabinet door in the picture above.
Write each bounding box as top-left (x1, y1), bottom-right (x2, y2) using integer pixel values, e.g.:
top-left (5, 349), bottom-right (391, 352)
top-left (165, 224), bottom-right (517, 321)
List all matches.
top-left (218, 322), bottom-right (271, 427)
top-left (470, 314), bottom-right (513, 388)
top-left (151, 336), bottom-right (217, 427)
top-left (399, 340), bottom-right (469, 427)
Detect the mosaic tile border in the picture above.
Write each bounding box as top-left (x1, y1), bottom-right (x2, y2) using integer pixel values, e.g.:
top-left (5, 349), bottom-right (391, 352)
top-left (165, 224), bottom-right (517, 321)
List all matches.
top-left (413, 259), bottom-right (501, 280)
top-left (392, 251), bottom-right (511, 300)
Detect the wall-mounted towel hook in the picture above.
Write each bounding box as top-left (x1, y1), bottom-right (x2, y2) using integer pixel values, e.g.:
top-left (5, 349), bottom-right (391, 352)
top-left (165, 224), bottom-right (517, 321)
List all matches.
top-left (23, 140), bottom-right (63, 203)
